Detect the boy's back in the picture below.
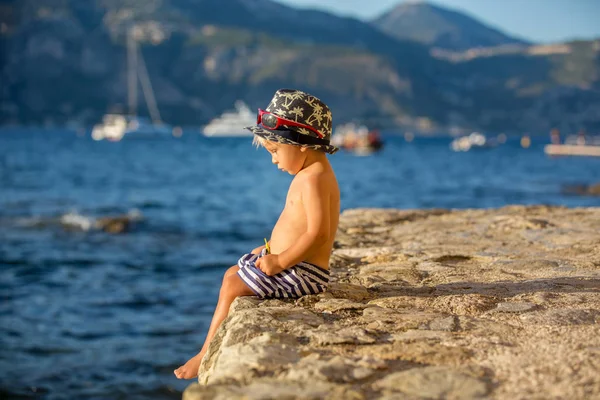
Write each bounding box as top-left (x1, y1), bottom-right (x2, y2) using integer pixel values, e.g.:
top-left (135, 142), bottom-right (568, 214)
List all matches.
top-left (269, 157), bottom-right (340, 270)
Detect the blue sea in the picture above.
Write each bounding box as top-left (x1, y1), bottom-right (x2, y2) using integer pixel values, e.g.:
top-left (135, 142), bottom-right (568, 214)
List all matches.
top-left (1, 129), bottom-right (598, 399)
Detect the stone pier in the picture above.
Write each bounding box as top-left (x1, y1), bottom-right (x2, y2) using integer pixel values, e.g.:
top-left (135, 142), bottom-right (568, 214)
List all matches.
top-left (184, 206), bottom-right (600, 400)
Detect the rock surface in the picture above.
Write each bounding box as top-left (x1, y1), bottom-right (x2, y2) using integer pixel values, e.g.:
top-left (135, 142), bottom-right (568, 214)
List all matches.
top-left (184, 206), bottom-right (600, 400)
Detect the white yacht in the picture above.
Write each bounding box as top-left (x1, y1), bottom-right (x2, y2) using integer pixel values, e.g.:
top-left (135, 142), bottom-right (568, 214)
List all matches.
top-left (92, 26), bottom-right (172, 141)
top-left (202, 101), bottom-right (254, 137)
top-left (92, 115), bottom-right (171, 141)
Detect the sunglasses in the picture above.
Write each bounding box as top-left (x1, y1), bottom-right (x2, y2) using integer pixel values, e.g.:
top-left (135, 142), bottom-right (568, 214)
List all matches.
top-left (257, 109), bottom-right (324, 138)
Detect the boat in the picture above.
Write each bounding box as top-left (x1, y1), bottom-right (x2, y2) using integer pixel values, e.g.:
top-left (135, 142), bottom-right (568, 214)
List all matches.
top-left (544, 130), bottom-right (600, 157)
top-left (92, 115), bottom-right (171, 141)
top-left (544, 144), bottom-right (600, 157)
top-left (562, 132), bottom-right (600, 146)
top-left (331, 123), bottom-right (383, 154)
top-left (450, 132), bottom-right (501, 152)
top-left (201, 101), bottom-right (255, 137)
top-left (92, 26), bottom-right (172, 141)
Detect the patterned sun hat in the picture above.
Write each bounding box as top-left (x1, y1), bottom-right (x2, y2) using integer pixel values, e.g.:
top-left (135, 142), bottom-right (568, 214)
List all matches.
top-left (246, 89), bottom-right (339, 154)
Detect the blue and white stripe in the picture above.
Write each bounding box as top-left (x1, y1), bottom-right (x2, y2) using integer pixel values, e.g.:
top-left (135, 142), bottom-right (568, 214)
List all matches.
top-left (236, 251), bottom-right (330, 299)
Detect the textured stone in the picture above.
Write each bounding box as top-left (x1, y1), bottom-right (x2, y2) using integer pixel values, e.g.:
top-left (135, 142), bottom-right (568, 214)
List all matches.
top-left (425, 315), bottom-right (459, 331)
top-left (201, 332), bottom-right (300, 385)
top-left (392, 329), bottom-right (452, 341)
top-left (429, 294), bottom-right (499, 316)
top-left (495, 301), bottom-right (537, 313)
top-left (285, 354), bottom-right (377, 383)
top-left (362, 307), bottom-right (442, 331)
top-left (309, 326), bottom-right (377, 345)
top-left (368, 296), bottom-right (429, 310)
top-left (314, 298), bottom-right (369, 313)
top-left (333, 247), bottom-right (399, 260)
top-left (326, 282), bottom-right (371, 301)
top-left (520, 308), bottom-right (600, 325)
top-left (358, 263), bottom-right (423, 285)
top-left (372, 366), bottom-right (488, 399)
top-left (185, 379), bottom-right (361, 400)
top-left (495, 259), bottom-right (560, 272)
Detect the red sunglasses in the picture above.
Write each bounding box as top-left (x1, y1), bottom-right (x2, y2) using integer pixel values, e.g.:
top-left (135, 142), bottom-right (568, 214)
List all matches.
top-left (257, 109), bottom-right (324, 138)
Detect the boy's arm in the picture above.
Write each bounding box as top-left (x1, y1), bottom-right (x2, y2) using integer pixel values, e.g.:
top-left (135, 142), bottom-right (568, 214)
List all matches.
top-left (278, 176), bottom-right (330, 269)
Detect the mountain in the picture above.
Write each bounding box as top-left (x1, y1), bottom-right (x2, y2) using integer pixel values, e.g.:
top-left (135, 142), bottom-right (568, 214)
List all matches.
top-left (372, 1), bottom-right (529, 51)
top-left (0, 0), bottom-right (450, 128)
top-left (1, 0), bottom-right (599, 133)
top-left (436, 39), bottom-right (600, 133)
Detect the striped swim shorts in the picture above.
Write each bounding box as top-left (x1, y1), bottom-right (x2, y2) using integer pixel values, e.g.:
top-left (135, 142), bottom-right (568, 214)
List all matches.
top-left (236, 249), bottom-right (330, 299)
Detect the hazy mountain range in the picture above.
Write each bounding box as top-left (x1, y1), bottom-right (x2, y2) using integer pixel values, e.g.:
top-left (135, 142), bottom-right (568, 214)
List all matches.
top-left (373, 2), bottom-right (529, 51)
top-left (1, 0), bottom-right (599, 133)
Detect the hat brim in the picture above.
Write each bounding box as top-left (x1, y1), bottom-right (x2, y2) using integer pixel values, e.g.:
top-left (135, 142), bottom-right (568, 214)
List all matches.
top-left (246, 126), bottom-right (339, 155)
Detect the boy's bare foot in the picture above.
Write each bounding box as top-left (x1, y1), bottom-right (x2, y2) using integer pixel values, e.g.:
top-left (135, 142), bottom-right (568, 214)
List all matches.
top-left (174, 352), bottom-right (204, 379)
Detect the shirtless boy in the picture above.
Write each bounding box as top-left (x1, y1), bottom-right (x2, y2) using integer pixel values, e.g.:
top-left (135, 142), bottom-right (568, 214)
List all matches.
top-left (175, 89), bottom-right (340, 379)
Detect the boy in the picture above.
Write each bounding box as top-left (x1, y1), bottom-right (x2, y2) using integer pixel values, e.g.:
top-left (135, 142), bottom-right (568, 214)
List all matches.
top-left (175, 89), bottom-right (340, 379)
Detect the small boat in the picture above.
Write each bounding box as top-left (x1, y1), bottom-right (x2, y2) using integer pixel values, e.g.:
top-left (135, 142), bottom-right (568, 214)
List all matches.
top-left (450, 132), bottom-right (500, 152)
top-left (92, 115), bottom-right (171, 141)
top-left (331, 123), bottom-right (383, 154)
top-left (201, 101), bottom-right (254, 137)
top-left (544, 144), bottom-right (600, 157)
top-left (562, 133), bottom-right (600, 146)
top-left (544, 130), bottom-right (600, 157)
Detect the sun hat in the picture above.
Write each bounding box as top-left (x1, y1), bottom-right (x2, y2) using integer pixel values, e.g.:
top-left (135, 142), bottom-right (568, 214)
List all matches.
top-left (246, 89), bottom-right (338, 154)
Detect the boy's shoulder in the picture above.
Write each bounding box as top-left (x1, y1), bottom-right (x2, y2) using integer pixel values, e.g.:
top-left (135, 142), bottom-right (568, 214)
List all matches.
top-left (293, 163), bottom-right (338, 192)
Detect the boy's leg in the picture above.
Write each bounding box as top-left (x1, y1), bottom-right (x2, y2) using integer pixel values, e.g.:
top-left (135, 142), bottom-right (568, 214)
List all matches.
top-left (174, 265), bottom-right (254, 379)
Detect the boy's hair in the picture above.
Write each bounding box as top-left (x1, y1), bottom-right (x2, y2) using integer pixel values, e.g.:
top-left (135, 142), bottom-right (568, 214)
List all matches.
top-left (252, 135), bottom-right (267, 149)
top-left (253, 136), bottom-right (308, 152)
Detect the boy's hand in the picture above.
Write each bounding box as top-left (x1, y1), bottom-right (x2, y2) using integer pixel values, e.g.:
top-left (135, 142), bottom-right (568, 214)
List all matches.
top-left (255, 254), bottom-right (285, 276)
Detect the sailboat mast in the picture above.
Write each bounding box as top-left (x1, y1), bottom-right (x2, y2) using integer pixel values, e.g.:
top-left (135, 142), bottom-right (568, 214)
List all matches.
top-left (136, 46), bottom-right (163, 124)
top-left (127, 26), bottom-right (137, 117)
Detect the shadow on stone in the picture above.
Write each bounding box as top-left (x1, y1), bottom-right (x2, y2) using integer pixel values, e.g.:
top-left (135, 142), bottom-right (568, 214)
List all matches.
top-left (374, 277), bottom-right (600, 298)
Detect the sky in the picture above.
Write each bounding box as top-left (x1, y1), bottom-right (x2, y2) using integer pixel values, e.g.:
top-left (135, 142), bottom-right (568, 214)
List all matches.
top-left (275, 0), bottom-right (600, 44)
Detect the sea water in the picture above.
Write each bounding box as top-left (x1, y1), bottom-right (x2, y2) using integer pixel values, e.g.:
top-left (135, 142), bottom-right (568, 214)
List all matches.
top-left (1, 129), bottom-right (598, 399)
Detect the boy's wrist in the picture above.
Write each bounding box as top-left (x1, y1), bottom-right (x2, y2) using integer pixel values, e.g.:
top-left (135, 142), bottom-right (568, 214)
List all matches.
top-left (277, 252), bottom-right (293, 270)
